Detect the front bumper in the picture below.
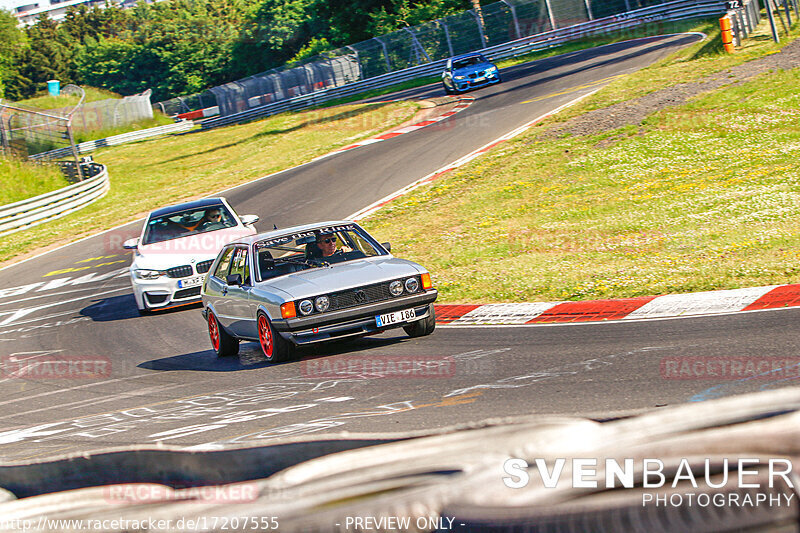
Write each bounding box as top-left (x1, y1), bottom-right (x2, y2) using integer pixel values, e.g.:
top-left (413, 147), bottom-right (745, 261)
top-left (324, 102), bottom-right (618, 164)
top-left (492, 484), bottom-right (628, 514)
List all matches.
top-left (455, 72), bottom-right (500, 91)
top-left (273, 289), bottom-right (438, 345)
top-left (130, 275), bottom-right (205, 311)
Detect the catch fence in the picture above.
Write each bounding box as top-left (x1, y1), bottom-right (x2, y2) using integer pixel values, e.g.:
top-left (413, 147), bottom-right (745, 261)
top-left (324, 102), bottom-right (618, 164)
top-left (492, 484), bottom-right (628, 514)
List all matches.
top-left (157, 0), bottom-right (675, 118)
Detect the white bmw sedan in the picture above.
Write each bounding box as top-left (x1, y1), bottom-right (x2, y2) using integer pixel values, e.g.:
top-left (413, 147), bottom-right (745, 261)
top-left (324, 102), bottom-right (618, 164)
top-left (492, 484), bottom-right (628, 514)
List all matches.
top-left (124, 197), bottom-right (258, 314)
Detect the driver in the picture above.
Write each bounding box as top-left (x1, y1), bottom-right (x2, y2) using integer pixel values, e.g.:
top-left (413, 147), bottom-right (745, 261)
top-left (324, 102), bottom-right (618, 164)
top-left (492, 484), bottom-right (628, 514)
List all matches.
top-left (308, 231), bottom-right (352, 261)
top-left (198, 208), bottom-right (224, 230)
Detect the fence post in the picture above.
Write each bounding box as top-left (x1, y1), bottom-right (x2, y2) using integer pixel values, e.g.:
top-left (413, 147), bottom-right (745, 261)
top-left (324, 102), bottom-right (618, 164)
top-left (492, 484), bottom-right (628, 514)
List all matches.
top-left (345, 46), bottom-right (364, 81)
top-left (501, 0), bottom-right (523, 39)
top-left (782, 0), bottom-right (792, 24)
top-left (373, 37), bottom-right (392, 73)
top-left (403, 27), bottom-right (432, 64)
top-left (439, 19), bottom-right (455, 56)
top-left (544, 0), bottom-right (557, 30)
top-left (0, 105), bottom-right (9, 155)
top-left (583, 0), bottom-right (595, 20)
top-left (66, 120), bottom-right (83, 181)
top-left (471, 9), bottom-right (488, 47)
top-left (765, 0), bottom-right (780, 41)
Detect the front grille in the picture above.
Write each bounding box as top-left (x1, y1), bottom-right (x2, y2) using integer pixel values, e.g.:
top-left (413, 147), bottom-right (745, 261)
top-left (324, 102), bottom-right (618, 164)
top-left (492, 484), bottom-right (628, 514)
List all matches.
top-left (174, 287), bottom-right (201, 300)
top-left (327, 282), bottom-right (392, 312)
top-left (166, 265), bottom-right (193, 278)
top-left (196, 259), bottom-right (214, 274)
top-left (469, 72), bottom-right (477, 79)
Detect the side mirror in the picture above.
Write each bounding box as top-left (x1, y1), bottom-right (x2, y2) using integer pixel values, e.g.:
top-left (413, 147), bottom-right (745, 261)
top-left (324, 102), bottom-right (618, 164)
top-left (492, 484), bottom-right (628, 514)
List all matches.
top-left (381, 242), bottom-right (391, 253)
top-left (123, 238), bottom-right (139, 250)
top-left (240, 214), bottom-right (259, 226)
top-left (226, 273), bottom-right (242, 286)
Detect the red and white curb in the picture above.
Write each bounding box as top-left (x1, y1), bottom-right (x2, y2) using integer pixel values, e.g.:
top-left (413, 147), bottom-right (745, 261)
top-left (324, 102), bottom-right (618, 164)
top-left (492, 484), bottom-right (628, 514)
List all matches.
top-left (435, 284), bottom-right (800, 325)
top-left (311, 97), bottom-right (475, 163)
top-left (349, 89), bottom-right (600, 221)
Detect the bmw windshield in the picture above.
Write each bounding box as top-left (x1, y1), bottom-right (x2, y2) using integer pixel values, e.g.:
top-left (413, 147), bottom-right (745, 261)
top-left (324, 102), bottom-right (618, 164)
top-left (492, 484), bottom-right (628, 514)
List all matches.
top-left (142, 204), bottom-right (237, 245)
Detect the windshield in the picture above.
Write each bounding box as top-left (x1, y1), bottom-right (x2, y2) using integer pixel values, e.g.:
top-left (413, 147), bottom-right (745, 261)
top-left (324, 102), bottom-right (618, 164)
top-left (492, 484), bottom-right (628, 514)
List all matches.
top-left (453, 55), bottom-right (486, 69)
top-left (254, 223), bottom-right (385, 280)
top-left (142, 204), bottom-right (237, 245)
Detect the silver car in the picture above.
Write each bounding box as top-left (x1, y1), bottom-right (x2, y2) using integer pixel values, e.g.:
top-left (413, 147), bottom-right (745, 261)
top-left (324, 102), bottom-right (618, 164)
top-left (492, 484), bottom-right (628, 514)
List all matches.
top-left (201, 221), bottom-right (438, 361)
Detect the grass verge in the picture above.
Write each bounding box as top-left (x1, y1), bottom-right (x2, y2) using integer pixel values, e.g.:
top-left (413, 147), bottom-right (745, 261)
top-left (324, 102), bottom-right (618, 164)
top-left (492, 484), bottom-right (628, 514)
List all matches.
top-left (362, 22), bottom-right (800, 303)
top-left (0, 158), bottom-right (70, 206)
top-left (0, 101), bottom-right (419, 266)
top-left (13, 87), bottom-right (121, 109)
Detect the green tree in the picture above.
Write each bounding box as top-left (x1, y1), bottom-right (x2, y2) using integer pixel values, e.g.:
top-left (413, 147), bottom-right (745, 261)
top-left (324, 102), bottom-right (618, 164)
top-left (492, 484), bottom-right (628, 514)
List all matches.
top-left (0, 9), bottom-right (27, 99)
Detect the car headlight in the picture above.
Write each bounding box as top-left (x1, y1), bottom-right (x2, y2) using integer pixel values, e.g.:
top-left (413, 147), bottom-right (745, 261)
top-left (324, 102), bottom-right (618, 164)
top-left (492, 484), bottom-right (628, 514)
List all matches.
top-left (454, 75), bottom-right (466, 80)
top-left (404, 277), bottom-right (419, 293)
top-left (315, 296), bottom-right (330, 312)
top-left (133, 269), bottom-right (165, 280)
top-left (389, 280), bottom-right (404, 296)
top-left (298, 299), bottom-right (314, 316)
top-left (487, 66), bottom-right (498, 72)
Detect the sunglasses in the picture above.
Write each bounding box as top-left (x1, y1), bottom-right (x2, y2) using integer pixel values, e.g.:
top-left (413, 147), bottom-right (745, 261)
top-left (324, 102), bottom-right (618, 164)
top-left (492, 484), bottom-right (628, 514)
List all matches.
top-left (318, 238), bottom-right (336, 244)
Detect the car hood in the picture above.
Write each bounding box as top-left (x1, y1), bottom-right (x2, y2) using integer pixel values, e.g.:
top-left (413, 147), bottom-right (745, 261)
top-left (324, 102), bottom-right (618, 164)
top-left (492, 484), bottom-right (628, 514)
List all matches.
top-left (454, 62), bottom-right (494, 76)
top-left (258, 257), bottom-right (425, 299)
top-left (134, 227), bottom-right (255, 269)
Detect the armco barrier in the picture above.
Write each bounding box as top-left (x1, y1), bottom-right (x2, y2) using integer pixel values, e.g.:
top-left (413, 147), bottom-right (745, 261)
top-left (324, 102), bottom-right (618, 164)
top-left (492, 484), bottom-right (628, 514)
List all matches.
top-left (28, 120), bottom-right (195, 162)
top-left (200, 0), bottom-right (724, 130)
top-left (0, 162), bottom-right (109, 237)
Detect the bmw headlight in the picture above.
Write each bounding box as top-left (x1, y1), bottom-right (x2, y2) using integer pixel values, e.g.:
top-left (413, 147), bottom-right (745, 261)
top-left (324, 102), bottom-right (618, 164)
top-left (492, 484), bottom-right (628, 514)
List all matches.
top-left (487, 66), bottom-right (498, 73)
top-left (454, 75), bottom-right (466, 80)
top-left (133, 269), bottom-right (165, 280)
top-left (389, 280), bottom-right (404, 296)
top-left (405, 277), bottom-right (419, 293)
top-left (315, 296), bottom-right (330, 312)
top-left (298, 299), bottom-right (314, 316)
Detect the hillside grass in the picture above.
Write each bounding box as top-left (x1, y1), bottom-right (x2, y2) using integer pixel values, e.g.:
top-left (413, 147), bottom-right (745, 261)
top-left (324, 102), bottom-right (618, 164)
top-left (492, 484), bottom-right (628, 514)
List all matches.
top-left (0, 158), bottom-right (70, 205)
top-left (361, 23), bottom-right (800, 302)
top-left (0, 101), bottom-right (419, 265)
top-left (12, 87), bottom-right (121, 109)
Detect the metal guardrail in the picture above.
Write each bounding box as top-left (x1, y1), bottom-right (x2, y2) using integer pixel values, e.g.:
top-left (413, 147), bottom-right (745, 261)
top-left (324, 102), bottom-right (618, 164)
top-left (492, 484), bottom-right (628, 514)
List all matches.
top-left (28, 120), bottom-right (195, 162)
top-left (0, 162), bottom-right (109, 237)
top-left (201, 0), bottom-right (724, 130)
top-left (725, 0), bottom-right (764, 44)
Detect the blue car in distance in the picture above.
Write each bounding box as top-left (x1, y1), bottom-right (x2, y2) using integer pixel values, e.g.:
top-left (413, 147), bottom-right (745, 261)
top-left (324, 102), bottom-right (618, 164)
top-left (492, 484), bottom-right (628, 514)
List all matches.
top-left (442, 53), bottom-right (501, 94)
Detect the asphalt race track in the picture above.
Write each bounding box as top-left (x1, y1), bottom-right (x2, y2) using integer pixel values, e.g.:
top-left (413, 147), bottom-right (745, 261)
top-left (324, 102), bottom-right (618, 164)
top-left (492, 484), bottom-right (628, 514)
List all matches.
top-left (4, 33), bottom-right (797, 464)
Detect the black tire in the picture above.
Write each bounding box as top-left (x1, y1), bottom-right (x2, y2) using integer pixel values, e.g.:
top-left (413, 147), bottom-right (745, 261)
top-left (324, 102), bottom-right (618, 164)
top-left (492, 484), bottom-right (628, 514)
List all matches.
top-left (257, 312), bottom-right (292, 362)
top-left (137, 307), bottom-right (151, 316)
top-left (404, 304), bottom-right (436, 338)
top-left (208, 310), bottom-right (239, 357)
top-left (442, 81), bottom-right (453, 95)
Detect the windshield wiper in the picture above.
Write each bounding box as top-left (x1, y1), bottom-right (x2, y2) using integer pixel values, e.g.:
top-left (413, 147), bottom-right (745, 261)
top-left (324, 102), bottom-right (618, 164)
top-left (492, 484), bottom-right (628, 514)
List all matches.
top-left (270, 257), bottom-right (328, 268)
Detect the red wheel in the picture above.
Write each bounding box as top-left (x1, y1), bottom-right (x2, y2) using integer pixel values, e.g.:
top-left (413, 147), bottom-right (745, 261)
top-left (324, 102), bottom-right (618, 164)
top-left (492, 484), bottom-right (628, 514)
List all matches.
top-left (258, 314), bottom-right (273, 359)
top-left (207, 309), bottom-right (239, 357)
top-left (208, 312), bottom-right (220, 352)
top-left (257, 312), bottom-right (291, 362)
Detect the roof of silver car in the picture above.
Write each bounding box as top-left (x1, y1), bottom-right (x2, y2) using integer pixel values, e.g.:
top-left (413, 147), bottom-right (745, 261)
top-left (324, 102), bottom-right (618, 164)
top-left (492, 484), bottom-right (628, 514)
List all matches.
top-left (229, 220), bottom-right (360, 246)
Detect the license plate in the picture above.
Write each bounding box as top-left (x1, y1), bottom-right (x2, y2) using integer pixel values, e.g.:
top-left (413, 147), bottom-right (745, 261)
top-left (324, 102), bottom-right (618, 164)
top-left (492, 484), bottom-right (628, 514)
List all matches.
top-left (474, 76), bottom-right (485, 82)
top-left (376, 308), bottom-right (416, 327)
top-left (178, 276), bottom-right (203, 288)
